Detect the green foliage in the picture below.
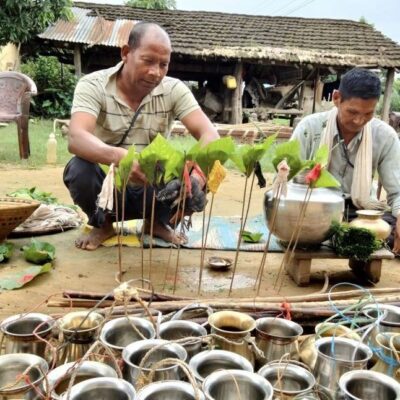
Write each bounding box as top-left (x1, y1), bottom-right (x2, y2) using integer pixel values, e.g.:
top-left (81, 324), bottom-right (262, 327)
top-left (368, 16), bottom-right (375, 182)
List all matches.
top-left (377, 78), bottom-right (400, 113)
top-left (21, 56), bottom-right (77, 118)
top-left (7, 187), bottom-right (58, 204)
top-left (125, 0), bottom-right (176, 9)
top-left (0, 0), bottom-right (72, 46)
top-left (330, 221), bottom-right (382, 261)
top-left (241, 230), bottom-right (263, 243)
top-left (118, 146), bottom-right (139, 189)
top-left (22, 239), bottom-right (55, 265)
top-left (314, 169), bottom-right (341, 188)
top-left (0, 243), bottom-right (14, 263)
top-left (272, 140), bottom-right (305, 180)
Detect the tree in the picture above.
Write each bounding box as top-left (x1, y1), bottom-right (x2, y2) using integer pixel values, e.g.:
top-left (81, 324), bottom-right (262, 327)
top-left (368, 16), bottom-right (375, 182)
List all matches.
top-left (0, 0), bottom-right (72, 47)
top-left (125, 0), bottom-right (176, 10)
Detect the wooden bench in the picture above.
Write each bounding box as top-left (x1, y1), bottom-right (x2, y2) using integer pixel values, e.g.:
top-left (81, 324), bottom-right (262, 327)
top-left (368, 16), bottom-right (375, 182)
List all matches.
top-left (286, 247), bottom-right (394, 286)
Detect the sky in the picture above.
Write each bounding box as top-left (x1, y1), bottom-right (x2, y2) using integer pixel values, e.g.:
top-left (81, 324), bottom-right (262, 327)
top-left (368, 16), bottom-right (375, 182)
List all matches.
top-left (83, 0), bottom-right (400, 44)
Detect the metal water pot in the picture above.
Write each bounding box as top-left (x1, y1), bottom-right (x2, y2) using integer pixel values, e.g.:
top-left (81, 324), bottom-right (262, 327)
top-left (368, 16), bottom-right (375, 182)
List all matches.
top-left (0, 313), bottom-right (54, 359)
top-left (255, 317), bottom-right (303, 364)
top-left (122, 339), bottom-right (187, 385)
top-left (313, 337), bottom-right (372, 396)
top-left (264, 180), bottom-right (344, 246)
top-left (136, 380), bottom-right (205, 400)
top-left (202, 369), bottom-right (273, 400)
top-left (189, 350), bottom-right (253, 384)
top-left (47, 360), bottom-right (118, 399)
top-left (159, 320), bottom-right (207, 360)
top-left (338, 370), bottom-right (400, 399)
top-left (258, 361), bottom-right (315, 399)
top-left (372, 333), bottom-right (400, 381)
top-left (62, 377), bottom-right (136, 400)
top-left (0, 353), bottom-right (48, 399)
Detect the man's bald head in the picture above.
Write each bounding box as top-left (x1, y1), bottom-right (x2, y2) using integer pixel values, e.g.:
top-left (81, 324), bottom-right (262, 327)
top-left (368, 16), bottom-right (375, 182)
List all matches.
top-left (128, 22), bottom-right (171, 50)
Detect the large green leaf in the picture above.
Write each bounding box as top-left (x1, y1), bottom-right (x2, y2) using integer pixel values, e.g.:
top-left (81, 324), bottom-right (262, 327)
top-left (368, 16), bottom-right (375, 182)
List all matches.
top-left (22, 239), bottom-right (55, 265)
top-left (0, 263), bottom-right (52, 290)
top-left (313, 144), bottom-right (329, 167)
top-left (0, 243), bottom-right (14, 263)
top-left (272, 140), bottom-right (305, 180)
top-left (314, 169), bottom-right (341, 188)
top-left (242, 135), bottom-right (276, 177)
top-left (118, 146), bottom-right (138, 189)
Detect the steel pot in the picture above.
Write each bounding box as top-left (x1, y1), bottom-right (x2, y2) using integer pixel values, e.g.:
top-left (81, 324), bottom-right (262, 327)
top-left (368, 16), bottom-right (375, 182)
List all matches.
top-left (255, 317), bottom-right (303, 364)
top-left (0, 353), bottom-right (48, 399)
top-left (264, 180), bottom-right (344, 246)
top-left (258, 361), bottom-right (315, 399)
top-left (136, 380), bottom-right (205, 400)
top-left (62, 377), bottom-right (136, 400)
top-left (338, 370), bottom-right (400, 400)
top-left (47, 360), bottom-right (118, 399)
top-left (0, 313), bottom-right (54, 359)
top-left (159, 320), bottom-right (207, 360)
top-left (189, 349), bottom-right (253, 384)
top-left (372, 332), bottom-right (400, 381)
top-left (122, 339), bottom-right (187, 385)
top-left (313, 337), bottom-right (372, 396)
top-left (202, 369), bottom-right (273, 400)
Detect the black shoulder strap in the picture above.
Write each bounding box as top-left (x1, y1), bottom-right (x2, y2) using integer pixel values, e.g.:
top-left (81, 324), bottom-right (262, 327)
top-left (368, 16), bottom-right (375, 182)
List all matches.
top-left (116, 104), bottom-right (145, 147)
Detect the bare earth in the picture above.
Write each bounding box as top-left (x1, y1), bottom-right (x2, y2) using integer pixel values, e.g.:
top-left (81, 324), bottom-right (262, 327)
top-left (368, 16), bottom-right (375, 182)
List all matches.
top-left (0, 165), bottom-right (399, 320)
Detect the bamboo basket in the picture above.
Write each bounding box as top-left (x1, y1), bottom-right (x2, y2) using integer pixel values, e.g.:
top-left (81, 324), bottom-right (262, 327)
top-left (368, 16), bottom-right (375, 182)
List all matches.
top-left (0, 197), bottom-right (40, 242)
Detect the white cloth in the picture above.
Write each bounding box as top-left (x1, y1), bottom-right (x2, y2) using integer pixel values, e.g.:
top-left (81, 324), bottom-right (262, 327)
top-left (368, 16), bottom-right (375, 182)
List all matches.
top-left (97, 163), bottom-right (115, 211)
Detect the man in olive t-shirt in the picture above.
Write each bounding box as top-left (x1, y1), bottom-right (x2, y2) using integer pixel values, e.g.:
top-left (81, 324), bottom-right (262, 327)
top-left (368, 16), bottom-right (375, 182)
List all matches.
top-left (64, 22), bottom-right (219, 250)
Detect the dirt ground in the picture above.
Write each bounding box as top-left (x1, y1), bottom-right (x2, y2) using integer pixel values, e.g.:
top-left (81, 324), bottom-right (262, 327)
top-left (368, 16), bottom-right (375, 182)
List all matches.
top-left (1, 165), bottom-right (400, 320)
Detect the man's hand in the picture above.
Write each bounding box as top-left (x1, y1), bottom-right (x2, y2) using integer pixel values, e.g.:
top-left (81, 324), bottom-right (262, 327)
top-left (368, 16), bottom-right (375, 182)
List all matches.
top-left (393, 215), bottom-right (400, 255)
top-left (129, 160), bottom-right (147, 185)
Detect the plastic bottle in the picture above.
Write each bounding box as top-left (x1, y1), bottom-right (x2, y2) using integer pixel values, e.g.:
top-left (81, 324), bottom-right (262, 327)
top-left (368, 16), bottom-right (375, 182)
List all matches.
top-left (46, 132), bottom-right (57, 164)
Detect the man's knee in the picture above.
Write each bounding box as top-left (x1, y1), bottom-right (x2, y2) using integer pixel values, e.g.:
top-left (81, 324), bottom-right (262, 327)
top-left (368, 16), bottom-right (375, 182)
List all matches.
top-left (63, 157), bottom-right (103, 190)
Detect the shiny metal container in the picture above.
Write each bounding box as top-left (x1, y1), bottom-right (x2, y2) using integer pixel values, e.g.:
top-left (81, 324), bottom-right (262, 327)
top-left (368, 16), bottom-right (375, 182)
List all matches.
top-left (47, 360), bottom-right (118, 399)
top-left (208, 311), bottom-right (255, 364)
top-left (255, 317), bottom-right (303, 364)
top-left (258, 361), bottom-right (315, 399)
top-left (122, 339), bottom-right (187, 385)
top-left (136, 380), bottom-right (205, 400)
top-left (372, 332), bottom-right (400, 381)
top-left (0, 353), bottom-right (48, 399)
top-left (159, 320), bottom-right (207, 360)
top-left (202, 369), bottom-right (273, 400)
top-left (313, 337), bottom-right (372, 396)
top-left (0, 313), bottom-right (54, 359)
top-left (56, 311), bottom-right (104, 366)
top-left (189, 349), bottom-right (253, 384)
top-left (264, 181), bottom-right (344, 246)
top-left (338, 370), bottom-right (400, 400)
top-left (62, 377), bottom-right (136, 400)
top-left (363, 304), bottom-right (400, 337)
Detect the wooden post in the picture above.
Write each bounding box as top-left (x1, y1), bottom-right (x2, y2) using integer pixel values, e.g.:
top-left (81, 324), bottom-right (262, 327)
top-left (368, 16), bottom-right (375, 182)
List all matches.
top-left (381, 68), bottom-right (395, 123)
top-left (312, 67), bottom-right (319, 113)
top-left (230, 62), bottom-right (243, 124)
top-left (74, 46), bottom-right (82, 78)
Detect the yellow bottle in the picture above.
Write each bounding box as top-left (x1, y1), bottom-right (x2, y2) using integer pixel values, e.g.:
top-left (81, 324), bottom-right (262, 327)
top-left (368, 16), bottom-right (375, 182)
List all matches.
top-left (46, 132), bottom-right (57, 164)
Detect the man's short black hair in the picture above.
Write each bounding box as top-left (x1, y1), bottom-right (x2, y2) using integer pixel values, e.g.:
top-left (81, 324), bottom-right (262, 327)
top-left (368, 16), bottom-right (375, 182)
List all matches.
top-left (338, 67), bottom-right (381, 101)
top-left (128, 21), bottom-right (167, 49)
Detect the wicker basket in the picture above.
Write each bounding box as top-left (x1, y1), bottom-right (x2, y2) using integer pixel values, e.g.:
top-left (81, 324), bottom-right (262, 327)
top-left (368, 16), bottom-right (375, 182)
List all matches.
top-left (0, 197), bottom-right (40, 242)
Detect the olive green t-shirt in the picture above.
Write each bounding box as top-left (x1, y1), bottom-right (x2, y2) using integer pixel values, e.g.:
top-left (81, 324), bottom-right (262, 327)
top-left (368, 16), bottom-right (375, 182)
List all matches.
top-left (71, 62), bottom-right (200, 151)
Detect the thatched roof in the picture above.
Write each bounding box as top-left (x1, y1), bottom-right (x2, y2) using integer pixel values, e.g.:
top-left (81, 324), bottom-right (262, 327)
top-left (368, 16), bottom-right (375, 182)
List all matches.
top-left (37, 2), bottom-right (400, 68)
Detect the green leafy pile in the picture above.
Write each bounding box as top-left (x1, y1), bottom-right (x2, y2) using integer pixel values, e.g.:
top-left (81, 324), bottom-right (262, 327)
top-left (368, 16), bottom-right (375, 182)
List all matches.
top-left (0, 243), bottom-right (14, 262)
top-left (22, 239), bottom-right (56, 265)
top-left (7, 187), bottom-right (58, 204)
top-left (330, 221), bottom-right (383, 261)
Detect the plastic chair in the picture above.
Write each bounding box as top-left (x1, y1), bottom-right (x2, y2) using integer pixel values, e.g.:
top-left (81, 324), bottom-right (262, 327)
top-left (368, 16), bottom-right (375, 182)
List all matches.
top-left (0, 71), bottom-right (37, 159)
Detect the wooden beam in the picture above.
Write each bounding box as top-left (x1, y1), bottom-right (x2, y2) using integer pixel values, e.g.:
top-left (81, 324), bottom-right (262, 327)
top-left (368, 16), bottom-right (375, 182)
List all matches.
top-left (381, 68), bottom-right (395, 123)
top-left (230, 62), bottom-right (243, 124)
top-left (73, 46), bottom-right (82, 77)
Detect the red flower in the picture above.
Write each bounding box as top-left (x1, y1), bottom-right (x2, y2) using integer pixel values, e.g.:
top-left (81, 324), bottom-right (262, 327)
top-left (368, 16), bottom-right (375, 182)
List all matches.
top-left (305, 163), bottom-right (322, 185)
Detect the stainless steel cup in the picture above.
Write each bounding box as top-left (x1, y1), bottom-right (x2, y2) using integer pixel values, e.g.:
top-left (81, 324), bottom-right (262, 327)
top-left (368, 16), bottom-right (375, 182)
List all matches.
top-left (137, 380), bottom-right (205, 400)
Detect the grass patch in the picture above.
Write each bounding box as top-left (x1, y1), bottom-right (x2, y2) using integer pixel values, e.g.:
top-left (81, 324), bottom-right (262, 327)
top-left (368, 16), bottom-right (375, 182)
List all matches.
top-left (0, 119), bottom-right (72, 168)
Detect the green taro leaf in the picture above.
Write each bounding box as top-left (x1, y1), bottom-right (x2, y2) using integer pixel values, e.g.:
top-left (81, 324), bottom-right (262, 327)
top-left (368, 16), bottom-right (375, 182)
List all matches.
top-left (241, 230), bottom-right (263, 243)
top-left (272, 140), bottom-right (305, 180)
top-left (118, 146), bottom-right (138, 189)
top-left (314, 169), bottom-right (341, 188)
top-left (0, 243), bottom-right (14, 263)
top-left (22, 239), bottom-right (56, 265)
top-left (0, 263), bottom-right (52, 290)
top-left (313, 144), bottom-right (329, 167)
top-left (241, 135), bottom-right (276, 176)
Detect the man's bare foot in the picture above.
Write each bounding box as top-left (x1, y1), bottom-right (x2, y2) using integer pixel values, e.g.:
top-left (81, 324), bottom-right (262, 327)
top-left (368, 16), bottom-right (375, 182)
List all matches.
top-left (144, 220), bottom-right (188, 245)
top-left (75, 222), bottom-right (115, 250)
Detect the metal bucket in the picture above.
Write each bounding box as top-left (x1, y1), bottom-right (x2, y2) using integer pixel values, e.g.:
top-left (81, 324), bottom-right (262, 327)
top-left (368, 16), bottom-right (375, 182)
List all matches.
top-left (0, 353), bottom-right (48, 399)
top-left (338, 370), bottom-right (400, 399)
top-left (202, 369), bottom-right (273, 400)
top-left (208, 311), bottom-right (255, 364)
top-left (56, 311), bottom-right (104, 365)
top-left (159, 320), bottom-right (207, 360)
top-left (136, 380), bottom-right (205, 400)
top-left (372, 332), bottom-right (400, 381)
top-left (313, 337), bottom-right (372, 396)
top-left (47, 360), bottom-right (118, 399)
top-left (0, 313), bottom-right (54, 359)
top-left (189, 349), bottom-right (253, 384)
top-left (258, 361), bottom-right (315, 399)
top-left (62, 377), bottom-right (136, 400)
top-left (255, 317), bottom-right (303, 364)
top-left (122, 339), bottom-right (187, 385)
